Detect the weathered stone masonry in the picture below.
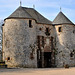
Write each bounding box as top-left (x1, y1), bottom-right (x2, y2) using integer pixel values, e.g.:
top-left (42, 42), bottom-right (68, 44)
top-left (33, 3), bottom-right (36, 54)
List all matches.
top-left (2, 6), bottom-right (75, 68)
top-left (55, 25), bottom-right (75, 67)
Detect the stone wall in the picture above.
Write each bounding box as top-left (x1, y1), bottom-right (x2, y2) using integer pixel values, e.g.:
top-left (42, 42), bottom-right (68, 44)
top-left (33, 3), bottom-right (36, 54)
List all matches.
top-left (36, 24), bottom-right (55, 50)
top-left (3, 19), bottom-right (37, 68)
top-left (3, 18), bottom-right (55, 68)
top-left (36, 23), bottom-right (55, 67)
top-left (3, 18), bottom-right (75, 68)
top-left (0, 50), bottom-right (2, 61)
top-left (55, 24), bottom-right (75, 67)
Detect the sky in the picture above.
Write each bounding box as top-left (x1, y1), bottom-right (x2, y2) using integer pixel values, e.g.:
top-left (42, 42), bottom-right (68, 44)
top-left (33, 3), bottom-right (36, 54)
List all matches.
top-left (0, 0), bottom-right (75, 23)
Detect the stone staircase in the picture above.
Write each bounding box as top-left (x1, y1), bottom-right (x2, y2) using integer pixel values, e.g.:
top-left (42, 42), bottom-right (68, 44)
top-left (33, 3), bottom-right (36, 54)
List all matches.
top-left (0, 61), bottom-right (7, 68)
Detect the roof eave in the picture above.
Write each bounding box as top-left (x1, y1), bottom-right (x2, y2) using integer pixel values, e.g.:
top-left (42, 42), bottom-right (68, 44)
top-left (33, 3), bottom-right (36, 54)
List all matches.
top-left (52, 23), bottom-right (75, 26)
top-left (4, 17), bottom-right (52, 25)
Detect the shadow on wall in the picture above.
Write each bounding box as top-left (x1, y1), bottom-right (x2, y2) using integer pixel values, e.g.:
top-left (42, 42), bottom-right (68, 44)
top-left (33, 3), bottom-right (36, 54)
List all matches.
top-left (54, 25), bottom-right (75, 68)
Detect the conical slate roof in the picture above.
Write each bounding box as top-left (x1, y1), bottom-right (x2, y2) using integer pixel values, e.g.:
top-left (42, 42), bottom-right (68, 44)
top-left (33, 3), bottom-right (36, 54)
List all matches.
top-left (6, 6), bottom-right (52, 25)
top-left (53, 12), bottom-right (74, 25)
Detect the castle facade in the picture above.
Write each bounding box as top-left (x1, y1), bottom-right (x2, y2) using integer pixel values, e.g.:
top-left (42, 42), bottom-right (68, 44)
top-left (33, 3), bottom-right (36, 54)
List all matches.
top-left (2, 6), bottom-right (75, 68)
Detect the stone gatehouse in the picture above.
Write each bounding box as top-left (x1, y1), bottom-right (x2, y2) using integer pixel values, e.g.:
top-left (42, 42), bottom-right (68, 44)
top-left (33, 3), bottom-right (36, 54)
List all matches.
top-left (2, 6), bottom-right (75, 68)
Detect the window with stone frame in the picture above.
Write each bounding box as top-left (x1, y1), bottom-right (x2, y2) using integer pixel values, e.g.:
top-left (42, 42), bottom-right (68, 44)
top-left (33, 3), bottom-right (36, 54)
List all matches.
top-left (46, 28), bottom-right (49, 33)
top-left (45, 28), bottom-right (50, 36)
top-left (29, 20), bottom-right (32, 28)
top-left (70, 52), bottom-right (74, 57)
top-left (7, 57), bottom-right (10, 61)
top-left (58, 27), bottom-right (62, 32)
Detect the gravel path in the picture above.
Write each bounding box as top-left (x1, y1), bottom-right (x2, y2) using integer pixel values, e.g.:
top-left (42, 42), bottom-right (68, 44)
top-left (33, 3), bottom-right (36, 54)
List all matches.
top-left (0, 67), bottom-right (75, 75)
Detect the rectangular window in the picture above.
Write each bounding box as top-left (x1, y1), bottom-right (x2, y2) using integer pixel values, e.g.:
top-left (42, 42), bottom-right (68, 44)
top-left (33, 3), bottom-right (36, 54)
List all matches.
top-left (29, 20), bottom-right (32, 28)
top-left (46, 28), bottom-right (49, 33)
top-left (59, 27), bottom-right (62, 32)
top-left (42, 36), bottom-right (44, 48)
top-left (45, 28), bottom-right (50, 36)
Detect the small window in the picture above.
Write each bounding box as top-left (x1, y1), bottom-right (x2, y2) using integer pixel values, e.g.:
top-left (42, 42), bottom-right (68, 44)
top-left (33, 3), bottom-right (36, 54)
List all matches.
top-left (45, 28), bottom-right (50, 36)
top-left (73, 30), bottom-right (75, 33)
top-left (39, 28), bottom-right (42, 31)
top-left (29, 20), bottom-right (32, 28)
top-left (46, 28), bottom-right (49, 33)
top-left (70, 52), bottom-right (73, 57)
top-left (7, 57), bottom-right (10, 61)
top-left (58, 27), bottom-right (62, 32)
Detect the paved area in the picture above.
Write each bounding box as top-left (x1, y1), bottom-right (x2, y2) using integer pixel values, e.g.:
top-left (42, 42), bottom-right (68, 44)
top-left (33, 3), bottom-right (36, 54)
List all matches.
top-left (0, 67), bottom-right (75, 75)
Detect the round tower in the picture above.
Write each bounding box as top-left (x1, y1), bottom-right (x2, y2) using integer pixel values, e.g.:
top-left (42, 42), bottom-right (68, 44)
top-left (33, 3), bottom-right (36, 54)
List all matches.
top-left (3, 6), bottom-right (37, 68)
top-left (53, 12), bottom-right (75, 67)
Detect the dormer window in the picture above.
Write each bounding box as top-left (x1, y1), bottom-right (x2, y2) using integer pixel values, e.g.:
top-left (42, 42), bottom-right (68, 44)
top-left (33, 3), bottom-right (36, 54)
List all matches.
top-left (29, 20), bottom-right (32, 28)
top-left (58, 27), bottom-right (62, 32)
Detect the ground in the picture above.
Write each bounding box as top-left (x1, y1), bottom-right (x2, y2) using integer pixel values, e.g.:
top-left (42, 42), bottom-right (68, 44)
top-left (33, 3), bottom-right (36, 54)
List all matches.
top-left (0, 67), bottom-right (75, 75)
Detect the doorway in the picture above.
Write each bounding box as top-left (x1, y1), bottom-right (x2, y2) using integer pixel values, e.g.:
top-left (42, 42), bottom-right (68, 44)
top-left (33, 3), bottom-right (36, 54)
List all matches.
top-left (44, 52), bottom-right (52, 68)
top-left (37, 51), bottom-right (55, 68)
